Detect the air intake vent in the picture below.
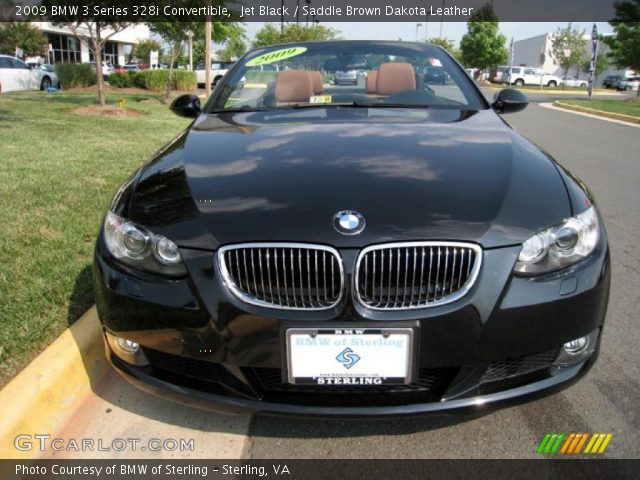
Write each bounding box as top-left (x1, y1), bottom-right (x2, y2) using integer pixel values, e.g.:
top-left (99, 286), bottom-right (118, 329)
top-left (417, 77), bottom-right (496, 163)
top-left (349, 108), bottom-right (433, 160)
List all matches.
top-left (218, 243), bottom-right (343, 310)
top-left (355, 242), bottom-right (482, 310)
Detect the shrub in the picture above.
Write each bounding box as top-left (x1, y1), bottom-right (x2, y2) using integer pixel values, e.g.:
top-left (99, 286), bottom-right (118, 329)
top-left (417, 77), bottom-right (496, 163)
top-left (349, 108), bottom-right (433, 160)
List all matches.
top-left (56, 63), bottom-right (97, 89)
top-left (172, 70), bottom-right (196, 91)
top-left (107, 72), bottom-right (132, 88)
top-left (138, 69), bottom-right (168, 92)
top-left (135, 69), bottom-right (196, 92)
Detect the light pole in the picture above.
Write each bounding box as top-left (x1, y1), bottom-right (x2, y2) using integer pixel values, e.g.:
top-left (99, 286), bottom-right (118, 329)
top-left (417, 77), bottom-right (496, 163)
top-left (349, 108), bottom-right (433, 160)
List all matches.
top-left (281, 0), bottom-right (284, 33)
top-left (425, 14), bottom-right (429, 41)
top-left (306, 0), bottom-right (311, 27)
top-left (187, 31), bottom-right (193, 71)
top-left (439, 0), bottom-right (445, 38)
top-left (588, 23), bottom-right (598, 100)
top-left (415, 23), bottom-right (422, 42)
top-left (296, 0), bottom-right (300, 24)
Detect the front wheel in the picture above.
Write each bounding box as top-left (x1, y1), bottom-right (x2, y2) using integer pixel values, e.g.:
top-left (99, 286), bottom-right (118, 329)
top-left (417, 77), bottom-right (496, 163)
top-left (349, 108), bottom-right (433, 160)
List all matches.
top-left (40, 76), bottom-right (51, 90)
top-left (547, 80), bottom-right (557, 87)
top-left (514, 79), bottom-right (524, 87)
top-left (213, 76), bottom-right (223, 87)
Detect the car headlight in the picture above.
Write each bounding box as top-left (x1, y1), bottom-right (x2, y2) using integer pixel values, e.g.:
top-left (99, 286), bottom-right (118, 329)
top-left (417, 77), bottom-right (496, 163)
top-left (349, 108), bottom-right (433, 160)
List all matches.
top-left (103, 211), bottom-right (186, 276)
top-left (514, 206), bottom-right (599, 275)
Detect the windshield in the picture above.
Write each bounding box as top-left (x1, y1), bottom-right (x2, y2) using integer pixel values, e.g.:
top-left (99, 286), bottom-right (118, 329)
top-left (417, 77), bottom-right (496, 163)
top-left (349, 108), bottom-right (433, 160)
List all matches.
top-left (208, 41), bottom-right (487, 112)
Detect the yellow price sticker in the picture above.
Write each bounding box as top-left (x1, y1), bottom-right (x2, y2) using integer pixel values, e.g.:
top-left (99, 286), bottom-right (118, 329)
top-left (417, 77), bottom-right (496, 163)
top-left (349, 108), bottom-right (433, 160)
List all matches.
top-left (246, 47), bottom-right (308, 67)
top-left (309, 95), bottom-right (332, 104)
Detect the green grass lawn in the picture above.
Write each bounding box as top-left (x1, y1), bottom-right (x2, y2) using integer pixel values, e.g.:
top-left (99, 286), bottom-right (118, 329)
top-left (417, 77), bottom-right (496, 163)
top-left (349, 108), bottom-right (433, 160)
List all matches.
top-left (559, 99), bottom-right (640, 118)
top-left (0, 91), bottom-right (190, 386)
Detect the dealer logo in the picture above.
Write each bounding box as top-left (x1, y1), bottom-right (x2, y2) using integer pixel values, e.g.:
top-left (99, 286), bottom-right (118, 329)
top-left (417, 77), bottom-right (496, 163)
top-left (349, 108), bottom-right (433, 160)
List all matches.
top-left (336, 347), bottom-right (361, 369)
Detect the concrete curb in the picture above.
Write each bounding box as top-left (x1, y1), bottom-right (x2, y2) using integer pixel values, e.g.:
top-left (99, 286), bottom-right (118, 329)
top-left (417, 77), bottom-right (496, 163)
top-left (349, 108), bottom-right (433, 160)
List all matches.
top-left (553, 101), bottom-right (640, 125)
top-left (0, 307), bottom-right (106, 459)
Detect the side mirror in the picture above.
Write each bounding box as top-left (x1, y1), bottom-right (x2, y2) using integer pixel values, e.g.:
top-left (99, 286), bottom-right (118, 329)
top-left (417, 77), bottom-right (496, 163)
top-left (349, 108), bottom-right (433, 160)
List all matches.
top-left (492, 88), bottom-right (529, 114)
top-left (170, 94), bottom-right (201, 118)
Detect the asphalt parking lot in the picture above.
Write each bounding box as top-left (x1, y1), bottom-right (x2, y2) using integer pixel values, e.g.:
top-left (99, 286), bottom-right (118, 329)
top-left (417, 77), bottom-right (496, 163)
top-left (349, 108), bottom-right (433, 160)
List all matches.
top-left (42, 95), bottom-right (640, 460)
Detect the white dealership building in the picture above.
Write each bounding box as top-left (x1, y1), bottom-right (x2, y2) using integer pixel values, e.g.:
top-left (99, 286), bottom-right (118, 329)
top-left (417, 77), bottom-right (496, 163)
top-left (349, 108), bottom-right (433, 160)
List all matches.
top-left (31, 22), bottom-right (151, 66)
top-left (512, 32), bottom-right (634, 85)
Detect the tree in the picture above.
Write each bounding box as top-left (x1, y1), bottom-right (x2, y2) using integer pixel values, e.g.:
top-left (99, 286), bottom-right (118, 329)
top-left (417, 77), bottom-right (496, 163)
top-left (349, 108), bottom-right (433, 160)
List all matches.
top-left (149, 22), bottom-right (202, 100)
top-left (0, 22), bottom-right (47, 58)
top-left (133, 39), bottom-right (163, 65)
top-left (150, 20), bottom-right (239, 99)
top-left (252, 23), bottom-right (339, 48)
top-left (459, 4), bottom-right (508, 73)
top-left (549, 23), bottom-right (587, 88)
top-left (425, 37), bottom-right (461, 62)
top-left (44, 0), bottom-right (133, 106)
top-left (603, 0), bottom-right (640, 96)
top-left (217, 29), bottom-right (247, 61)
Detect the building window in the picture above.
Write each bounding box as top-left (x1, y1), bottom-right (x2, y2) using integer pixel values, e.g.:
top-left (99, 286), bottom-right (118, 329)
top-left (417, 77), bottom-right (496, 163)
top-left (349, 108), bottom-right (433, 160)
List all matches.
top-left (89, 41), bottom-right (119, 65)
top-left (46, 33), bottom-right (81, 64)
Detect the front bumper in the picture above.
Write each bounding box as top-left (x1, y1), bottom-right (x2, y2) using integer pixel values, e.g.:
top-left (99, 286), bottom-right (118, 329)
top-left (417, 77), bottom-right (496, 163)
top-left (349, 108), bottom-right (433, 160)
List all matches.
top-left (94, 229), bottom-right (610, 416)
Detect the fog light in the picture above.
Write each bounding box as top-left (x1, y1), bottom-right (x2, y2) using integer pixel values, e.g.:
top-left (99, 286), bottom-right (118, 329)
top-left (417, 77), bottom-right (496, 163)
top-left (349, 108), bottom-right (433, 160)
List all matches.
top-left (104, 331), bottom-right (149, 366)
top-left (553, 329), bottom-right (599, 368)
top-left (563, 336), bottom-right (588, 354)
top-left (116, 337), bottom-right (140, 354)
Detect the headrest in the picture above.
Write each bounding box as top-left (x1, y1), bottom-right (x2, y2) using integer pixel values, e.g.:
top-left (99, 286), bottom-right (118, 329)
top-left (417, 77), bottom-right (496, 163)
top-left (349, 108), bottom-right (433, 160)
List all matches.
top-left (376, 63), bottom-right (416, 95)
top-left (366, 70), bottom-right (378, 93)
top-left (309, 71), bottom-right (323, 95)
top-left (275, 70), bottom-right (314, 103)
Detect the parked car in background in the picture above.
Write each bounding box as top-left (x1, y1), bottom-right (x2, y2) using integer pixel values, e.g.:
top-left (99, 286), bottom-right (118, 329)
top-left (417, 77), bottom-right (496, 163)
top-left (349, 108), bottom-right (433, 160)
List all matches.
top-left (0, 54), bottom-right (55, 92)
top-left (423, 66), bottom-right (447, 85)
top-left (614, 76), bottom-right (640, 92)
top-left (33, 63), bottom-right (59, 89)
top-left (334, 68), bottom-right (358, 85)
top-left (602, 75), bottom-right (622, 89)
top-left (113, 65), bottom-right (127, 74)
top-left (489, 66), bottom-right (508, 83)
top-left (504, 67), bottom-right (561, 87)
top-left (560, 76), bottom-right (587, 88)
top-left (89, 61), bottom-right (114, 79)
top-left (195, 61), bottom-right (234, 87)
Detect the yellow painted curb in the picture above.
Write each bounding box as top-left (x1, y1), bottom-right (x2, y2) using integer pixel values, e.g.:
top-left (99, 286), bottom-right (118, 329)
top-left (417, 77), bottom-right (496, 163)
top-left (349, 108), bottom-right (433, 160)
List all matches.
top-left (554, 102), bottom-right (640, 125)
top-left (0, 307), bottom-right (106, 459)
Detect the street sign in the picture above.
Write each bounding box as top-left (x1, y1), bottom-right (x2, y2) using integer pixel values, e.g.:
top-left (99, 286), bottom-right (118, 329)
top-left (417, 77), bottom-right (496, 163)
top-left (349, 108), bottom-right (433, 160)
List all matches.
top-left (150, 50), bottom-right (159, 68)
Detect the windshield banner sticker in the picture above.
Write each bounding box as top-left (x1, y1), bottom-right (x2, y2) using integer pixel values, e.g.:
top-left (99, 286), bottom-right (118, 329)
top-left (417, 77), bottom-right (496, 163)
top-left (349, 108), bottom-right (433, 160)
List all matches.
top-left (247, 47), bottom-right (308, 67)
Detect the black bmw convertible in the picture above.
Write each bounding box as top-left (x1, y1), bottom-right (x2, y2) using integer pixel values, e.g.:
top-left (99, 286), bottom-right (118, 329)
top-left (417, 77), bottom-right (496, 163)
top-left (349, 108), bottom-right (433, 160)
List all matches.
top-left (94, 41), bottom-right (610, 416)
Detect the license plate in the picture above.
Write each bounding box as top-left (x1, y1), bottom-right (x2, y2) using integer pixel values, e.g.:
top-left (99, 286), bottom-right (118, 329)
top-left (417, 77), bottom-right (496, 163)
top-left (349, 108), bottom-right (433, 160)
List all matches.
top-left (285, 328), bottom-right (414, 385)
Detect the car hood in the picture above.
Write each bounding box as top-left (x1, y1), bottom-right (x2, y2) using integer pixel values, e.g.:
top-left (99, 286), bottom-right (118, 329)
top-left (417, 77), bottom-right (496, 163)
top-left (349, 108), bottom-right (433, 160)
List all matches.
top-left (127, 108), bottom-right (571, 250)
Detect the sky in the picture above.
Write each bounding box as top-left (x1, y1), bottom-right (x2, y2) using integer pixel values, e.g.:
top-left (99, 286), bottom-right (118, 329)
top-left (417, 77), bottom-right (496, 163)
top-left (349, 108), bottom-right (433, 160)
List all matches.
top-left (242, 22), bottom-right (613, 46)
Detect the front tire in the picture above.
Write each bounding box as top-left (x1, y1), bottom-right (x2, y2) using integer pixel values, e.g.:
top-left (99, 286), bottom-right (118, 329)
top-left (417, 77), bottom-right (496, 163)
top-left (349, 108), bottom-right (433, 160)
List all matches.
top-left (547, 80), bottom-right (557, 87)
top-left (213, 76), bottom-right (223, 87)
top-left (514, 79), bottom-right (525, 87)
top-left (40, 76), bottom-right (51, 90)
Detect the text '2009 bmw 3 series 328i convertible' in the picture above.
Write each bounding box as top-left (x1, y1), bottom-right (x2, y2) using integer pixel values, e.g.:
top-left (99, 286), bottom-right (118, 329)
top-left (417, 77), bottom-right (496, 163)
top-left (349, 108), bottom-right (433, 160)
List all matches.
top-left (94, 41), bottom-right (610, 416)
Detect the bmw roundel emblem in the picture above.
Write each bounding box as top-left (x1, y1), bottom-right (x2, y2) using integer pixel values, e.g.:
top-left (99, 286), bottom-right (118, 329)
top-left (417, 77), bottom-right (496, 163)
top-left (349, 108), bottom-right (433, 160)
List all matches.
top-left (333, 210), bottom-right (366, 235)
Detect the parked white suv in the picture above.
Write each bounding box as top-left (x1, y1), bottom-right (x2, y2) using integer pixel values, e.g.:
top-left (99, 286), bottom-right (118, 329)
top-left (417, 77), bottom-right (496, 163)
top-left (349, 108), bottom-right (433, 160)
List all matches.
top-left (504, 67), bottom-right (561, 87)
top-left (195, 61), bottom-right (234, 87)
